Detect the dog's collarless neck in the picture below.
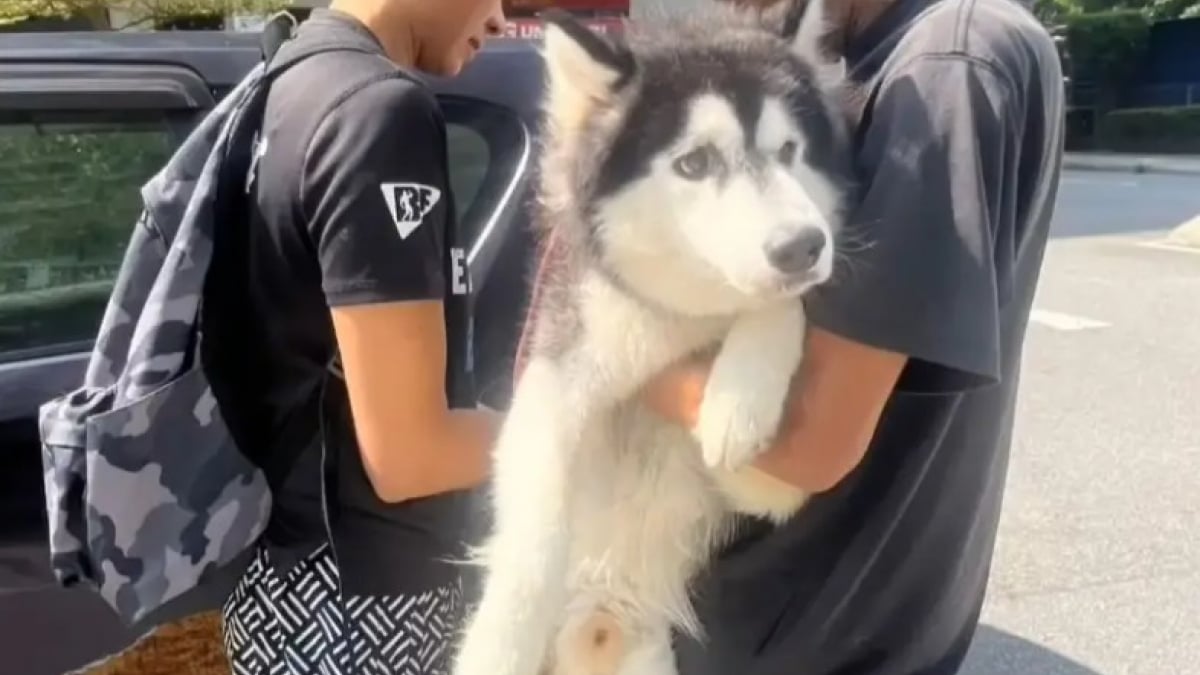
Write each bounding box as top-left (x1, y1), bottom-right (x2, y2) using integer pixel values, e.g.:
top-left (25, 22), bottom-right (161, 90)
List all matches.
top-left (592, 264), bottom-right (691, 320)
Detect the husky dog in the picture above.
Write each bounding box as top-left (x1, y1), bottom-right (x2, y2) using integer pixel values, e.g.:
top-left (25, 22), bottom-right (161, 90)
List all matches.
top-left (453, 3), bottom-right (853, 674)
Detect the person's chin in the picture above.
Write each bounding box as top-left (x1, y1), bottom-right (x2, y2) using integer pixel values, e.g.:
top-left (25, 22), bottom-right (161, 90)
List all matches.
top-left (413, 52), bottom-right (457, 77)
top-left (437, 54), bottom-right (468, 78)
top-left (455, 49), bottom-right (479, 73)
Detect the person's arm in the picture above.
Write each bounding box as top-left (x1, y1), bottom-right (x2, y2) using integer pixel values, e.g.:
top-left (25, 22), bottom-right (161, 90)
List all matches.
top-left (645, 54), bottom-right (1020, 492)
top-left (330, 301), bottom-right (497, 502)
top-left (302, 79), bottom-right (499, 504)
top-left (644, 328), bottom-right (904, 492)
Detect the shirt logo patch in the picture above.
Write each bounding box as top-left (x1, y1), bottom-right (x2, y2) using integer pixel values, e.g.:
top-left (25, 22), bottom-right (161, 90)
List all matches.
top-left (380, 182), bottom-right (441, 239)
top-left (450, 247), bottom-right (469, 296)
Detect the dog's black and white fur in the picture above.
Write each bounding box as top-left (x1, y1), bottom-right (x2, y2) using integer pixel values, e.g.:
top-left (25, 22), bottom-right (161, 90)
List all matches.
top-left (453, 3), bottom-right (854, 674)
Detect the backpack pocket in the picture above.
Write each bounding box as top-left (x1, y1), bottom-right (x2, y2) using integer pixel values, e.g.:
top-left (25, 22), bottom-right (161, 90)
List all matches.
top-left (40, 386), bottom-right (115, 588)
top-left (41, 366), bottom-right (271, 624)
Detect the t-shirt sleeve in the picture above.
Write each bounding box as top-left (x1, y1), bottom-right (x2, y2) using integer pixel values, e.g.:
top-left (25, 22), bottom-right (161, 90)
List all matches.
top-left (805, 55), bottom-right (1021, 393)
top-left (300, 78), bottom-right (451, 307)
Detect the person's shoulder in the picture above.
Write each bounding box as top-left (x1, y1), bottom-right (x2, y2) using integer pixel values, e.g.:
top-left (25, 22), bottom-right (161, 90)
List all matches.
top-left (326, 71), bottom-right (442, 130)
top-left (895, 0), bottom-right (1059, 80)
top-left (274, 49), bottom-right (440, 135)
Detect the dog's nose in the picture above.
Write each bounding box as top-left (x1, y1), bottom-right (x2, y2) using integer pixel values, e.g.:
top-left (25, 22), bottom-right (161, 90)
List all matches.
top-left (764, 226), bottom-right (826, 274)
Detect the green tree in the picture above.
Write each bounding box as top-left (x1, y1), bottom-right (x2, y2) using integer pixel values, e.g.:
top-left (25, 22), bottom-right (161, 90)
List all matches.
top-left (1035, 0), bottom-right (1200, 23)
top-left (1063, 9), bottom-right (1154, 108)
top-left (0, 1), bottom-right (288, 29)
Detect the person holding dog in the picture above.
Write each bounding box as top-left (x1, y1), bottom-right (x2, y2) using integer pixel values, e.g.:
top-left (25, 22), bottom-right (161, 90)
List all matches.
top-left (216, 0), bottom-right (508, 673)
top-left (628, 0), bottom-right (1065, 672)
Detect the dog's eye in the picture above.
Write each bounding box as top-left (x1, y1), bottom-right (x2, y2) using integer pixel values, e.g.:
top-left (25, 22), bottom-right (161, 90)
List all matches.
top-left (673, 145), bottom-right (717, 181)
top-left (777, 140), bottom-right (798, 165)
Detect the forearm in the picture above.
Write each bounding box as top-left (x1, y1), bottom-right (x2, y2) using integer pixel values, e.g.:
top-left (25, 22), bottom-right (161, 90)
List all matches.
top-left (642, 328), bottom-right (902, 494)
top-left (644, 364), bottom-right (838, 493)
top-left (754, 329), bottom-right (902, 492)
top-left (640, 355), bottom-right (708, 430)
top-left (367, 407), bottom-right (502, 503)
top-left (750, 393), bottom-right (869, 494)
top-left (424, 408), bottom-right (503, 496)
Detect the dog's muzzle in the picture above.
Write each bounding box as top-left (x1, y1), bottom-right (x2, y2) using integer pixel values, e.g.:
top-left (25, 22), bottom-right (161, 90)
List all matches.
top-left (763, 225), bottom-right (827, 275)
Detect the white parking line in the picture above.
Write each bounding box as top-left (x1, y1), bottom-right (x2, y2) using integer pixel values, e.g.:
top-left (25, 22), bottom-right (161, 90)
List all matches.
top-left (1135, 239), bottom-right (1200, 256)
top-left (1062, 176), bottom-right (1139, 188)
top-left (1029, 309), bottom-right (1111, 331)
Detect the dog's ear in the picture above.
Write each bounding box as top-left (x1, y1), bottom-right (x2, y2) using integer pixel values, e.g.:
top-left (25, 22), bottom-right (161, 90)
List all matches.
top-left (779, 0), bottom-right (833, 65)
top-left (540, 9), bottom-right (635, 108)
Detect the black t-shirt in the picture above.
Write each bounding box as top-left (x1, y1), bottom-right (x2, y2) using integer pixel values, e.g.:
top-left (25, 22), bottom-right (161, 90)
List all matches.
top-left (239, 10), bottom-right (475, 596)
top-left (674, 0), bottom-right (1064, 673)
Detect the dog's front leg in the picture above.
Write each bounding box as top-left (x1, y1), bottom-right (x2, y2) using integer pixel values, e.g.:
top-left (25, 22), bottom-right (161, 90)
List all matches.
top-left (694, 300), bottom-right (806, 470)
top-left (453, 356), bottom-right (591, 675)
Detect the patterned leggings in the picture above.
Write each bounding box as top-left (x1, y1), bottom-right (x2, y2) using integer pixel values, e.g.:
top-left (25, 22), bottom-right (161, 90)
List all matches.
top-left (221, 544), bottom-right (463, 675)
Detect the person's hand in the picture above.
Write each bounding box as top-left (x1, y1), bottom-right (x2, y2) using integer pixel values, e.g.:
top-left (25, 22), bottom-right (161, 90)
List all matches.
top-left (639, 352), bottom-right (714, 430)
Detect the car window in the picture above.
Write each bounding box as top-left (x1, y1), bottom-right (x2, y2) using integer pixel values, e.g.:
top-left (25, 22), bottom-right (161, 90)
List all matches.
top-left (447, 122), bottom-right (491, 225)
top-left (439, 96), bottom-right (528, 260)
top-left (0, 99), bottom-right (525, 365)
top-left (0, 111), bottom-right (173, 362)
top-left (437, 98), bottom-right (530, 411)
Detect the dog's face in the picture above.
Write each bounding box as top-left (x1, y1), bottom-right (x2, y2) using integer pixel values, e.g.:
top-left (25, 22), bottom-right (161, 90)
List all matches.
top-left (538, 2), bottom-right (854, 316)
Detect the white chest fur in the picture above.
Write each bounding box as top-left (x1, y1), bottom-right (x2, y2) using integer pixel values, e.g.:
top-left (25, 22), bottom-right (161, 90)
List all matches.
top-left (453, 271), bottom-right (810, 675)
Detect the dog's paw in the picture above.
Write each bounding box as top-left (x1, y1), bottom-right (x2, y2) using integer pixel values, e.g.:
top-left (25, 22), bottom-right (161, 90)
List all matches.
top-left (695, 380), bottom-right (787, 470)
top-left (693, 302), bottom-right (806, 470)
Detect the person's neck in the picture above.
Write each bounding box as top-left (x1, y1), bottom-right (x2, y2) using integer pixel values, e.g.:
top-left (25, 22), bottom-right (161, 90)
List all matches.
top-left (328, 0), bottom-right (418, 68)
top-left (831, 0), bottom-right (899, 49)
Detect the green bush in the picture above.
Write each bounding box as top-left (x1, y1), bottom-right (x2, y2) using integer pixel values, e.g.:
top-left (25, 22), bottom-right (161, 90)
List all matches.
top-left (1065, 108), bottom-right (1099, 151)
top-left (0, 124), bottom-right (169, 353)
top-left (1036, 0), bottom-right (1200, 25)
top-left (0, 1), bottom-right (289, 29)
top-left (0, 127), bottom-right (169, 272)
top-left (1097, 105), bottom-right (1200, 153)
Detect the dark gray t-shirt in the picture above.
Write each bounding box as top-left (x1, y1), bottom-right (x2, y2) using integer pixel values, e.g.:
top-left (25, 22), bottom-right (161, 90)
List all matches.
top-left (675, 0), bottom-right (1064, 673)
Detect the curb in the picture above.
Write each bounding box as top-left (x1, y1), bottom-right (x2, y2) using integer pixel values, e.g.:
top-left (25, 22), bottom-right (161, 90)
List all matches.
top-left (1167, 214), bottom-right (1200, 249)
top-left (1064, 153), bottom-right (1200, 176)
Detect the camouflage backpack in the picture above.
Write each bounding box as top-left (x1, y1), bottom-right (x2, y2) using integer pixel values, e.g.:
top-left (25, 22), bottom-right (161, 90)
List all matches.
top-left (36, 16), bottom-right (381, 627)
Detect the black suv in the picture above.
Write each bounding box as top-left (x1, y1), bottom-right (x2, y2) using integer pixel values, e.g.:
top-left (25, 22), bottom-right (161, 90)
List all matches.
top-left (0, 29), bottom-right (542, 674)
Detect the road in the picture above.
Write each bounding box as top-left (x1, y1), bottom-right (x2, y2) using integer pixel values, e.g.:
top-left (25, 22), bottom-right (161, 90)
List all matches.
top-left (4, 169), bottom-right (1198, 675)
top-left (960, 169), bottom-right (1200, 675)
top-left (1050, 170), bottom-right (1200, 239)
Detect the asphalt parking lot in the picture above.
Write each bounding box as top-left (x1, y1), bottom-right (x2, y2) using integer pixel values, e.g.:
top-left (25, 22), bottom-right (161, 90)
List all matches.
top-left (960, 169), bottom-right (1200, 675)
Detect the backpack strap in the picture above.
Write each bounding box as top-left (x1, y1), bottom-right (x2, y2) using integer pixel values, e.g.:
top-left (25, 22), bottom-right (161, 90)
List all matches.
top-left (260, 10), bottom-right (299, 63)
top-left (262, 25), bottom-right (391, 82)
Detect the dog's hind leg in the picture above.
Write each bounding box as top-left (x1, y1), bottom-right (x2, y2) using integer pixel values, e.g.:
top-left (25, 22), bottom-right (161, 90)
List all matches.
top-left (618, 624), bottom-right (678, 675)
top-left (453, 356), bottom-right (590, 675)
top-left (554, 607), bottom-right (627, 675)
top-left (554, 608), bottom-right (678, 675)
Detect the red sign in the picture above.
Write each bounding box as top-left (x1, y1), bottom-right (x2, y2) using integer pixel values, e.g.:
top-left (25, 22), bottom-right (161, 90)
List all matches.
top-left (505, 16), bottom-right (625, 40)
top-left (505, 0), bottom-right (629, 12)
